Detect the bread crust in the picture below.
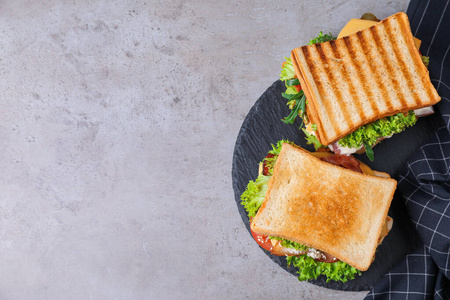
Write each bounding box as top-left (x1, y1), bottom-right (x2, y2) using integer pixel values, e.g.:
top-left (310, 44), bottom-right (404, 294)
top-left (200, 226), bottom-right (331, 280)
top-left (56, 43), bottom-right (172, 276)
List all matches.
top-left (251, 144), bottom-right (397, 271)
top-left (290, 12), bottom-right (441, 146)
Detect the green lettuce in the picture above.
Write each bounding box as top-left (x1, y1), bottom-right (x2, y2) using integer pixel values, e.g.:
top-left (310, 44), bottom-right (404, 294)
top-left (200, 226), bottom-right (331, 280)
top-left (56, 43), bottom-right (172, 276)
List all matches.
top-left (302, 128), bottom-right (325, 150)
top-left (267, 139), bottom-right (294, 156)
top-left (338, 111), bottom-right (417, 149)
top-left (240, 174), bottom-right (270, 218)
top-left (280, 57), bottom-right (296, 81)
top-left (287, 256), bottom-right (361, 283)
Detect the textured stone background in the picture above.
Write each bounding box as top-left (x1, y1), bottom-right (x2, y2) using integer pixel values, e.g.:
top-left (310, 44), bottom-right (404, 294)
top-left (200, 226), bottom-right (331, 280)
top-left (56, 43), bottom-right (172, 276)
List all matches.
top-left (0, 0), bottom-right (408, 299)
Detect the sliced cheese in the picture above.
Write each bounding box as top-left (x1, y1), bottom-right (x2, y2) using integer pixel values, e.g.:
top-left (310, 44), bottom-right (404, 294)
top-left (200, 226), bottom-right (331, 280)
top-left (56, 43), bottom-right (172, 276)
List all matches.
top-left (337, 19), bottom-right (379, 39)
top-left (338, 18), bottom-right (422, 51)
top-left (358, 161), bottom-right (375, 176)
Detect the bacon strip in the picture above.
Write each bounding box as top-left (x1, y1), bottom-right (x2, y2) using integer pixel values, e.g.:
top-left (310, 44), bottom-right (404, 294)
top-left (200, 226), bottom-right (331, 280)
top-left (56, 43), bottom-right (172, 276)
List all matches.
top-left (320, 154), bottom-right (363, 173)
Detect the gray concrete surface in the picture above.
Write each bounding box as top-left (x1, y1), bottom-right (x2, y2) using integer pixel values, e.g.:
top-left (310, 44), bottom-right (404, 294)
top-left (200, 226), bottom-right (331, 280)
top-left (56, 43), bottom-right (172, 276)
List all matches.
top-left (0, 0), bottom-right (408, 299)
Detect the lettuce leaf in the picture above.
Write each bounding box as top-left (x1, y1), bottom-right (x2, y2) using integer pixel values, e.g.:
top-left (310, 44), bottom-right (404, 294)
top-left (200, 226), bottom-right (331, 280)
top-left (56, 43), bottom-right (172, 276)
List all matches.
top-left (280, 57), bottom-right (296, 81)
top-left (240, 174), bottom-right (270, 218)
top-left (302, 128), bottom-right (325, 150)
top-left (338, 111), bottom-right (417, 149)
top-left (287, 255), bottom-right (361, 283)
top-left (267, 139), bottom-right (294, 156)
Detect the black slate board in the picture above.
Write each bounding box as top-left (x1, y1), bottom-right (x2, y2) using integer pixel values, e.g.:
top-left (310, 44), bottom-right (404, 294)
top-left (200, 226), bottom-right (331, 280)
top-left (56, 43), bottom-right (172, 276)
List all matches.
top-left (232, 80), bottom-right (444, 291)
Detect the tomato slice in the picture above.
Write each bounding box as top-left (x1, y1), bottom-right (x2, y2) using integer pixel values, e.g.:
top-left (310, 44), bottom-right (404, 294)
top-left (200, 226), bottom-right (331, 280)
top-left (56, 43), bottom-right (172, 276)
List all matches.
top-left (262, 153), bottom-right (275, 176)
top-left (320, 154), bottom-right (363, 173)
top-left (250, 225), bottom-right (273, 252)
top-left (249, 216), bottom-right (273, 251)
top-left (294, 85), bottom-right (302, 92)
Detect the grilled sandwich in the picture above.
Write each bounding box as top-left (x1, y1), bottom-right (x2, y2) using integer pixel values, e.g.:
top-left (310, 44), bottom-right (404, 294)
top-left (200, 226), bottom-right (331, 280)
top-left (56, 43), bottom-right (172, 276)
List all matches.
top-left (289, 12), bottom-right (440, 155)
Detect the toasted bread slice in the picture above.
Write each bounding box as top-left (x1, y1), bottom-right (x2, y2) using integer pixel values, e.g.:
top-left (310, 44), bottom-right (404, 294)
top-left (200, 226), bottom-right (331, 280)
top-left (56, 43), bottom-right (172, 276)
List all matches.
top-left (291, 12), bottom-right (441, 146)
top-left (251, 144), bottom-right (397, 271)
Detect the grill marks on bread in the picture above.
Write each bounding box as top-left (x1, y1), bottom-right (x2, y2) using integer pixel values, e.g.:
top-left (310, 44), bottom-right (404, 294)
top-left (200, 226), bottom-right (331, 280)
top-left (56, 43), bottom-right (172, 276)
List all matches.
top-left (290, 12), bottom-right (441, 146)
top-left (355, 30), bottom-right (393, 114)
top-left (301, 46), bottom-right (337, 143)
top-left (382, 19), bottom-right (422, 107)
top-left (369, 26), bottom-right (407, 110)
top-left (342, 36), bottom-right (381, 121)
top-left (328, 40), bottom-right (364, 130)
top-left (396, 15), bottom-right (435, 102)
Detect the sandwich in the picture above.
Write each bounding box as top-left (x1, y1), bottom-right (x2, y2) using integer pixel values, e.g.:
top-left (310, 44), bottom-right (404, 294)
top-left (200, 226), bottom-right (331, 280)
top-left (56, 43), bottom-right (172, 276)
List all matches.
top-left (241, 140), bottom-right (396, 282)
top-left (280, 12), bottom-right (440, 160)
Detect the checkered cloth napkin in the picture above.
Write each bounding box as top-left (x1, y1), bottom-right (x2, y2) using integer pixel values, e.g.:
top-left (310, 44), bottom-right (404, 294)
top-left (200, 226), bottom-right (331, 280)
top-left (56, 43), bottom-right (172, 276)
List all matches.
top-left (365, 0), bottom-right (450, 299)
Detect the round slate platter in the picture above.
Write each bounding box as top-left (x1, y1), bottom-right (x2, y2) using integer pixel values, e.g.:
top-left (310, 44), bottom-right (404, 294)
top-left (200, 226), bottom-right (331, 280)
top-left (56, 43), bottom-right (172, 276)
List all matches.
top-left (232, 80), bottom-right (444, 291)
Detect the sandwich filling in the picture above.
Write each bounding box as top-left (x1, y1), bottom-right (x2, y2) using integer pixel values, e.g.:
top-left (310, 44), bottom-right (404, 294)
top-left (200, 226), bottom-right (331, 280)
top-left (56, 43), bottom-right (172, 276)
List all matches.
top-left (241, 140), bottom-right (393, 282)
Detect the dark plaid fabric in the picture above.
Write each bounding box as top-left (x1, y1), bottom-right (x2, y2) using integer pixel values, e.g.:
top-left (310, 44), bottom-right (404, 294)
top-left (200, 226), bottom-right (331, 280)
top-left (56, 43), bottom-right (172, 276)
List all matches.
top-left (365, 0), bottom-right (450, 299)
